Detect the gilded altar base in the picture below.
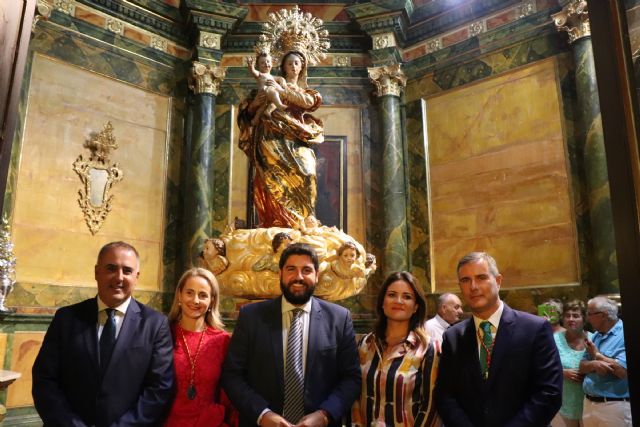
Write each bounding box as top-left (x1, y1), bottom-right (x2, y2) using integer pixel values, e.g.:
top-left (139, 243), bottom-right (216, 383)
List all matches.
top-left (203, 224), bottom-right (374, 301)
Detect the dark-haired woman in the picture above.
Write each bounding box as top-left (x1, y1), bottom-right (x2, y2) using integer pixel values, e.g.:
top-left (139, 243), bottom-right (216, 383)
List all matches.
top-left (164, 268), bottom-right (237, 426)
top-left (352, 271), bottom-right (441, 426)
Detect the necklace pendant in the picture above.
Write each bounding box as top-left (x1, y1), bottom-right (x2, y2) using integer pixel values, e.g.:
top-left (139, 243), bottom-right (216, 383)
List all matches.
top-left (187, 384), bottom-right (197, 400)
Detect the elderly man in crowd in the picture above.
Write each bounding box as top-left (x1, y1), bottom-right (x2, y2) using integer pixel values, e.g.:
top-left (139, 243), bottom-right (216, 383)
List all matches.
top-left (580, 296), bottom-right (631, 426)
top-left (424, 292), bottom-right (463, 343)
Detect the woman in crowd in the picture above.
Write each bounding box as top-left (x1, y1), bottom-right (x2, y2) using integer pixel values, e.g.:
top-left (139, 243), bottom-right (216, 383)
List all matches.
top-left (551, 299), bottom-right (591, 427)
top-left (165, 268), bottom-right (236, 426)
top-left (352, 271), bottom-right (441, 426)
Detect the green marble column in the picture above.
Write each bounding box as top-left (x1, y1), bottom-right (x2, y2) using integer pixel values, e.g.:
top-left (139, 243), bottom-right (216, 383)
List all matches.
top-left (369, 64), bottom-right (408, 276)
top-left (181, 62), bottom-right (226, 271)
top-left (574, 39), bottom-right (618, 294)
top-left (553, 2), bottom-right (618, 294)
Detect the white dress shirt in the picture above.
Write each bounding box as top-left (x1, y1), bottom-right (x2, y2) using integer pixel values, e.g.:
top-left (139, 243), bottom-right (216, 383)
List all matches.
top-left (472, 300), bottom-right (504, 357)
top-left (97, 296), bottom-right (131, 340)
top-left (424, 314), bottom-right (450, 343)
top-left (281, 297), bottom-right (312, 373)
top-left (258, 297), bottom-right (313, 424)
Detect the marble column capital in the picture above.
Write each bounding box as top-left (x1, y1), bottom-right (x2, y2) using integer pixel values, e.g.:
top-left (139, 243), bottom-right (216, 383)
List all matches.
top-left (188, 62), bottom-right (226, 95)
top-left (368, 64), bottom-right (407, 97)
top-left (552, 0), bottom-right (590, 44)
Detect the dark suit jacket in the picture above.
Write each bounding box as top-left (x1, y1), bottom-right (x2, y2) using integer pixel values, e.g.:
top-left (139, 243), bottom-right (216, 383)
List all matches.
top-left (221, 296), bottom-right (361, 427)
top-left (32, 297), bottom-right (174, 427)
top-left (434, 304), bottom-right (562, 427)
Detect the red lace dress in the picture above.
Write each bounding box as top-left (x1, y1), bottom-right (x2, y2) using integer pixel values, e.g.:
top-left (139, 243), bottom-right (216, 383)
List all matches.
top-left (165, 326), bottom-right (237, 427)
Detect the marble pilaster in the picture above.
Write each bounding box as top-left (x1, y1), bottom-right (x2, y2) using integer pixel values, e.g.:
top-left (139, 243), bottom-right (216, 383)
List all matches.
top-left (368, 64), bottom-right (408, 275)
top-left (553, 1), bottom-right (618, 294)
top-left (181, 63), bottom-right (226, 270)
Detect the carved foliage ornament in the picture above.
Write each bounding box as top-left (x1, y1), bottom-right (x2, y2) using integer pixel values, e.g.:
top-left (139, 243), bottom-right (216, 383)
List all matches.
top-left (32, 0), bottom-right (52, 32)
top-left (53, 0), bottom-right (75, 15)
top-left (188, 62), bottom-right (227, 95)
top-left (256, 5), bottom-right (330, 65)
top-left (552, 0), bottom-right (590, 44)
top-left (199, 32), bottom-right (221, 49)
top-left (372, 32), bottom-right (396, 50)
top-left (72, 122), bottom-right (123, 235)
top-left (0, 216), bottom-right (17, 312)
top-left (368, 64), bottom-right (407, 97)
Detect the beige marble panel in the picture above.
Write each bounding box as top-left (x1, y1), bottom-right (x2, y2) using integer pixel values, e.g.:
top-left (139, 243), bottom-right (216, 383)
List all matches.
top-left (12, 55), bottom-right (169, 292)
top-left (229, 106), bottom-right (365, 243)
top-left (426, 58), bottom-right (578, 291)
top-left (6, 332), bottom-right (45, 408)
top-left (0, 333), bottom-right (7, 367)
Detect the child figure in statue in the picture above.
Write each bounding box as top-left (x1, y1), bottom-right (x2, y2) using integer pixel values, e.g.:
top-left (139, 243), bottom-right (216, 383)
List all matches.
top-left (252, 232), bottom-right (293, 273)
top-left (199, 238), bottom-right (229, 276)
top-left (247, 52), bottom-right (287, 125)
top-left (364, 253), bottom-right (377, 279)
top-left (330, 241), bottom-right (365, 279)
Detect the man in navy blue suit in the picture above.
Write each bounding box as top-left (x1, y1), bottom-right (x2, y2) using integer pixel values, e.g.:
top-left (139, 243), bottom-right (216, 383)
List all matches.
top-left (32, 241), bottom-right (174, 426)
top-left (222, 243), bottom-right (361, 427)
top-left (434, 252), bottom-right (562, 427)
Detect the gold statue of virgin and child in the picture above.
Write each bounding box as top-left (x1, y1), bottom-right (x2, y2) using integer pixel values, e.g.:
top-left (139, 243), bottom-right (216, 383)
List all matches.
top-left (200, 7), bottom-right (375, 301)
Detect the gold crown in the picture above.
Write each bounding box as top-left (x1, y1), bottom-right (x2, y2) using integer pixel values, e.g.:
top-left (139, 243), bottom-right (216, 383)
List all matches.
top-left (256, 6), bottom-right (330, 65)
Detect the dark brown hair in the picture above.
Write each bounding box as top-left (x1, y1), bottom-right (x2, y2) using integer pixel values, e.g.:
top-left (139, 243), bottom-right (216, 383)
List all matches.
top-left (374, 271), bottom-right (428, 346)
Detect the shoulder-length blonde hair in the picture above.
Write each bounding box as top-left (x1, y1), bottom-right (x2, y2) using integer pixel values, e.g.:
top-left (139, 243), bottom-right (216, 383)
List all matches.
top-left (168, 267), bottom-right (224, 330)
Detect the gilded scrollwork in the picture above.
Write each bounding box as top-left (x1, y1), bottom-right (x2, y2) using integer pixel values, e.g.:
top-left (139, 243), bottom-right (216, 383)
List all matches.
top-left (72, 122), bottom-right (123, 235)
top-left (208, 222), bottom-right (372, 301)
top-left (257, 5), bottom-right (330, 65)
top-left (188, 62), bottom-right (226, 95)
top-left (552, 0), bottom-right (590, 44)
top-left (368, 63), bottom-right (407, 97)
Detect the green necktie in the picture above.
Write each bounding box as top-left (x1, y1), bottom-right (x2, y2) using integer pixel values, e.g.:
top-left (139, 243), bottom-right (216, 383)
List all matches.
top-left (479, 321), bottom-right (493, 379)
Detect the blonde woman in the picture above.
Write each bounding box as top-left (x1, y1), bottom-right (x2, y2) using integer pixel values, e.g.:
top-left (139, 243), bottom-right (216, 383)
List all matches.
top-left (165, 268), bottom-right (236, 427)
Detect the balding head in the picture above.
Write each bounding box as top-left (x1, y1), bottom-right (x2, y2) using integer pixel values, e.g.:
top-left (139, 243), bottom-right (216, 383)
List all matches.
top-left (437, 292), bottom-right (463, 325)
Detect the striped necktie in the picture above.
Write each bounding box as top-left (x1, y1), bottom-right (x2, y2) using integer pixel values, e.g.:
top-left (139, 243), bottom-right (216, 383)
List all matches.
top-left (283, 308), bottom-right (305, 422)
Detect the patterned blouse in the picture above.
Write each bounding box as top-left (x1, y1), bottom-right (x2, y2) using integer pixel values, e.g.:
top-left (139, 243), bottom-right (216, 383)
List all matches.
top-left (351, 331), bottom-right (441, 427)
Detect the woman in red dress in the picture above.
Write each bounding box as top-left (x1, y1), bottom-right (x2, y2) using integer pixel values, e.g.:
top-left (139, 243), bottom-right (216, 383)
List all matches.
top-left (165, 268), bottom-right (237, 427)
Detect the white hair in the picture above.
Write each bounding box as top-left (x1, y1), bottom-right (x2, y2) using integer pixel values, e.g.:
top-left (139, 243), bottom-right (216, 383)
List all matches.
top-left (588, 296), bottom-right (618, 321)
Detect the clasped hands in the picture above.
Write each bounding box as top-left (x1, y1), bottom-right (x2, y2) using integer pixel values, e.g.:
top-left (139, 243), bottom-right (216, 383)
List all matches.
top-left (260, 410), bottom-right (329, 427)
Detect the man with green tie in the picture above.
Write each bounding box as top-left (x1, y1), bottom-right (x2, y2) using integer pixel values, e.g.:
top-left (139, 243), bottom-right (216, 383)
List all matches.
top-left (434, 252), bottom-right (563, 427)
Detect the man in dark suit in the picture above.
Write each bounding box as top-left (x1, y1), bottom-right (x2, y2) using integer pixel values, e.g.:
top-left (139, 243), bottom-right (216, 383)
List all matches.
top-left (434, 252), bottom-right (562, 427)
top-left (222, 243), bottom-right (361, 427)
top-left (32, 241), bottom-right (174, 426)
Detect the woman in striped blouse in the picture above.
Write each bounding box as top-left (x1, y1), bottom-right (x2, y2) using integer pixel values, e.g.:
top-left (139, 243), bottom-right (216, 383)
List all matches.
top-left (352, 271), bottom-right (441, 427)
